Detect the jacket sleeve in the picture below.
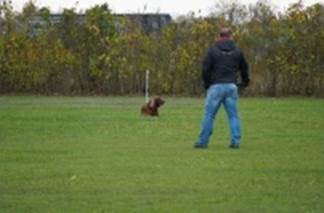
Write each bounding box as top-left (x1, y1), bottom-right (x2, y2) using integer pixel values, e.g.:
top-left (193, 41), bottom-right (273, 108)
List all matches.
top-left (238, 52), bottom-right (250, 87)
top-left (202, 48), bottom-right (214, 90)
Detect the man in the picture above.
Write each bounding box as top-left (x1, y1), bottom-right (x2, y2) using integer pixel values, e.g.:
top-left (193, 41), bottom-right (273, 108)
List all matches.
top-left (194, 28), bottom-right (250, 149)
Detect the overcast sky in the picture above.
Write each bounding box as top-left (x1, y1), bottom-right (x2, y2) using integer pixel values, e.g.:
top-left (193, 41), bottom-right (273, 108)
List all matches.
top-left (11, 0), bottom-right (324, 17)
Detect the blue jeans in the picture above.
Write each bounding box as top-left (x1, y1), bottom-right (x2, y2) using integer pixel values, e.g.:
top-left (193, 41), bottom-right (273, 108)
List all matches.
top-left (197, 83), bottom-right (241, 146)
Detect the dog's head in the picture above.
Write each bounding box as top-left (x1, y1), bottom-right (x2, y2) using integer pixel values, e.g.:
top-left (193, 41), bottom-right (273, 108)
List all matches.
top-left (149, 96), bottom-right (165, 108)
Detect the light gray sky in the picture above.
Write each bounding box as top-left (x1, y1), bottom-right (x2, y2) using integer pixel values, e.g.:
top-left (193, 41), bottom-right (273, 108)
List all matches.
top-left (11, 0), bottom-right (324, 17)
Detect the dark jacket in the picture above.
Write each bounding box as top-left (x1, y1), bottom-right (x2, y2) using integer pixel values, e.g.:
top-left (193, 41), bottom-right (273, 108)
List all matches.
top-left (202, 38), bottom-right (250, 89)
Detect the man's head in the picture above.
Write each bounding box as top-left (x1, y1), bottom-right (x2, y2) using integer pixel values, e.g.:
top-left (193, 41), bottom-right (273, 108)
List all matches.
top-left (219, 28), bottom-right (232, 38)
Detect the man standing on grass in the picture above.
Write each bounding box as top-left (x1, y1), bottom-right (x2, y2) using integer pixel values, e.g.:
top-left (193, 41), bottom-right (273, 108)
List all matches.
top-left (194, 28), bottom-right (250, 149)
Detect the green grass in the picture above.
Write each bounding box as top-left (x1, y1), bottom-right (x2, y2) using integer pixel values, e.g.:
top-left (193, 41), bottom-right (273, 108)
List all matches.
top-left (0, 96), bottom-right (323, 213)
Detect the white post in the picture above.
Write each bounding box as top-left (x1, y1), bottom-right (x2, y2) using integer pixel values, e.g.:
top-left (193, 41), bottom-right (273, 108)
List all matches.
top-left (145, 70), bottom-right (150, 103)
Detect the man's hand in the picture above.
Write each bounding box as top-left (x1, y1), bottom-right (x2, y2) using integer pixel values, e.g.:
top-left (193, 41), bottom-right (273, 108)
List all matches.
top-left (237, 80), bottom-right (249, 88)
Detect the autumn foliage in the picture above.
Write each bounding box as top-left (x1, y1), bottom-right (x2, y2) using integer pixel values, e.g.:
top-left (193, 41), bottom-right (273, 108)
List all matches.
top-left (0, 1), bottom-right (323, 96)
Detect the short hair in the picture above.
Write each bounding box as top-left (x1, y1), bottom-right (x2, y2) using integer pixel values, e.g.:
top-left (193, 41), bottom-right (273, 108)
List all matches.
top-left (219, 28), bottom-right (232, 38)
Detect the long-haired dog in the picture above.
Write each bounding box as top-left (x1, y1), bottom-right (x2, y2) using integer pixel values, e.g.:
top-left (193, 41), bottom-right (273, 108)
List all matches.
top-left (141, 97), bottom-right (165, 117)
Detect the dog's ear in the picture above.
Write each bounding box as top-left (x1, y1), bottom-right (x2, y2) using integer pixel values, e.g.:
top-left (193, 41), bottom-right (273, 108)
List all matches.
top-left (155, 97), bottom-right (162, 107)
top-left (149, 99), bottom-right (155, 108)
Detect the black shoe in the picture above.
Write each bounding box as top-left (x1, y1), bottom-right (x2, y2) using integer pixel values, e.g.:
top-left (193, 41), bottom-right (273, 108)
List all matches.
top-left (194, 143), bottom-right (208, 149)
top-left (229, 144), bottom-right (240, 149)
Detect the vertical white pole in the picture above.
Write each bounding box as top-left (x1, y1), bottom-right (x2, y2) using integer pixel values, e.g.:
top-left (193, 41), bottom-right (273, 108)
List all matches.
top-left (145, 70), bottom-right (150, 103)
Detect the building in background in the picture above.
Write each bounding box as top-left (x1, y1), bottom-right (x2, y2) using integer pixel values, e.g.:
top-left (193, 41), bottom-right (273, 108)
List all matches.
top-left (29, 13), bottom-right (172, 35)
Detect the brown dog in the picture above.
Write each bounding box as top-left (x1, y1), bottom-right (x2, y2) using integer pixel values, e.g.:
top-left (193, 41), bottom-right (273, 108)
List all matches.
top-left (141, 97), bottom-right (165, 116)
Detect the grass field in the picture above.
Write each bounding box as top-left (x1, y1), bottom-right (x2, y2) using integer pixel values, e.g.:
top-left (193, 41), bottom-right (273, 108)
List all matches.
top-left (0, 96), bottom-right (323, 213)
